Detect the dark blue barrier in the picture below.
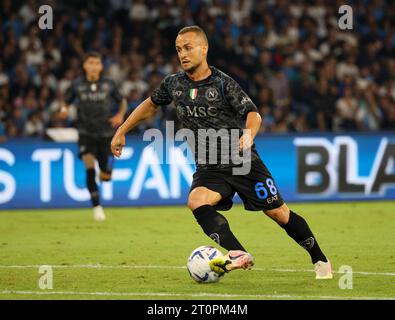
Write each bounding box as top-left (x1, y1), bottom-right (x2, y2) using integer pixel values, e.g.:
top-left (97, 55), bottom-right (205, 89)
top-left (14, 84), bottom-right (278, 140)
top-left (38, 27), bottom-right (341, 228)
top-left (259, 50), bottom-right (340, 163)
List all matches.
top-left (0, 132), bottom-right (394, 209)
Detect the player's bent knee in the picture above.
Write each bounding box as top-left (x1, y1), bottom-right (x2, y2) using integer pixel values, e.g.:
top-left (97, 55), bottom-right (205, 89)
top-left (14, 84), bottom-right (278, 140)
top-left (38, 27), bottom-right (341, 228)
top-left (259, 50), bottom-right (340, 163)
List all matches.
top-left (187, 188), bottom-right (221, 211)
top-left (264, 203), bottom-right (290, 225)
top-left (99, 171), bottom-right (112, 182)
top-left (82, 154), bottom-right (96, 168)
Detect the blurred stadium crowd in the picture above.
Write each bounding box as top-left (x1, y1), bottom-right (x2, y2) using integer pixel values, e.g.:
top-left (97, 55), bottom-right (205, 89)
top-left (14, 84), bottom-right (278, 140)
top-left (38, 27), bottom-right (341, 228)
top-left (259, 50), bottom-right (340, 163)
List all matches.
top-left (1, 0), bottom-right (395, 140)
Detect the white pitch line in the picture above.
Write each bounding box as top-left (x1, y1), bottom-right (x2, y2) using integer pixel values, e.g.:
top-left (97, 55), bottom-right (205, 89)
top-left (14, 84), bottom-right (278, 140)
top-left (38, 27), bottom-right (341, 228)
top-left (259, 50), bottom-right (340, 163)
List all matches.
top-left (1, 290), bottom-right (394, 300)
top-left (0, 264), bottom-right (394, 277)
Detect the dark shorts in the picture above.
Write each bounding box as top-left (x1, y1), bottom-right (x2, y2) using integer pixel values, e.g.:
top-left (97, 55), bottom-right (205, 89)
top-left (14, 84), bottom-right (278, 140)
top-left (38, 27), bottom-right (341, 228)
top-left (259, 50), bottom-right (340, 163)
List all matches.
top-left (78, 134), bottom-right (114, 174)
top-left (190, 159), bottom-right (284, 211)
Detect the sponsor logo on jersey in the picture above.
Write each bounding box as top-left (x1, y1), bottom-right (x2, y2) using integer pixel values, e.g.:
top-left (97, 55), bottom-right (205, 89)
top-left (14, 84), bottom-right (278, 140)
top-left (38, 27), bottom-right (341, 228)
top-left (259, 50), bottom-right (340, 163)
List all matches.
top-left (173, 90), bottom-right (182, 97)
top-left (81, 92), bottom-right (108, 101)
top-left (185, 105), bottom-right (218, 117)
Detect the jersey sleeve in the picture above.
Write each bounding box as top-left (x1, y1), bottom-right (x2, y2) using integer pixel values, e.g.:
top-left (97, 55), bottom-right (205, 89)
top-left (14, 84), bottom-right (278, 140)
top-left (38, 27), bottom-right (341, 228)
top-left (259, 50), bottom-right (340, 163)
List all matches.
top-left (224, 76), bottom-right (258, 119)
top-left (110, 80), bottom-right (123, 104)
top-left (150, 75), bottom-right (173, 106)
top-left (64, 81), bottom-right (77, 105)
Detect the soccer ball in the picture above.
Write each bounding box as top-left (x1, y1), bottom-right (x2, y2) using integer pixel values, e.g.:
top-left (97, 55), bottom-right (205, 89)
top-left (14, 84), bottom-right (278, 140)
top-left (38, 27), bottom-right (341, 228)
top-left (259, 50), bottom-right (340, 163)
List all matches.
top-left (186, 245), bottom-right (224, 283)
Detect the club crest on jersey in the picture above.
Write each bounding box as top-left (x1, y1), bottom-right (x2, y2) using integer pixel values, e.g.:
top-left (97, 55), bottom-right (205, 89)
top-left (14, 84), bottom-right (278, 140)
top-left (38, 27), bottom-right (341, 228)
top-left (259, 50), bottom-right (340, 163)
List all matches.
top-left (205, 88), bottom-right (219, 101)
top-left (189, 88), bottom-right (198, 100)
top-left (90, 83), bottom-right (97, 92)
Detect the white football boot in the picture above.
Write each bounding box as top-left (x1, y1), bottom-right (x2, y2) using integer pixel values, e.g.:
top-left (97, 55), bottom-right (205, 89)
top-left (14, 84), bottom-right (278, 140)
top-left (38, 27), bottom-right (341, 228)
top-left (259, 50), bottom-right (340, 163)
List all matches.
top-left (93, 205), bottom-right (106, 221)
top-left (314, 260), bottom-right (333, 279)
top-left (226, 250), bottom-right (255, 271)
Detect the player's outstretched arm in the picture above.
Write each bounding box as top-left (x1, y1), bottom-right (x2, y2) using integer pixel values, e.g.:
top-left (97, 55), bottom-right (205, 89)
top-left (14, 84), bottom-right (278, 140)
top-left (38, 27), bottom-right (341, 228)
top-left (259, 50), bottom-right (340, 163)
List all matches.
top-left (111, 97), bottom-right (158, 157)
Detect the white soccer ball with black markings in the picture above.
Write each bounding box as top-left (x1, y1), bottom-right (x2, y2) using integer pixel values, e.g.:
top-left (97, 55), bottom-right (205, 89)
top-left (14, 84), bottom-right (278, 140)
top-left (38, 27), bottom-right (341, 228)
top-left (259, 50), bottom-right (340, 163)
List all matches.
top-left (186, 245), bottom-right (224, 283)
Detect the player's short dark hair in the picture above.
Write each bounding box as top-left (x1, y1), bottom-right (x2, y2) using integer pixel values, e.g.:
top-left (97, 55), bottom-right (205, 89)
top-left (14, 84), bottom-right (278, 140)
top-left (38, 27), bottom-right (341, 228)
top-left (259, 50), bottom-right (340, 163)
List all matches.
top-left (83, 51), bottom-right (102, 62)
top-left (178, 25), bottom-right (208, 44)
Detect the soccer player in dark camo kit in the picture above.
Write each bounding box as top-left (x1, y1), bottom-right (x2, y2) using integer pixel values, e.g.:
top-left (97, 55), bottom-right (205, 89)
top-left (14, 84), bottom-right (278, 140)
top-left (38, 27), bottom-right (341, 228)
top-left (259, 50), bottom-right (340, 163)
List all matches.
top-left (61, 52), bottom-right (127, 221)
top-left (111, 26), bottom-right (333, 279)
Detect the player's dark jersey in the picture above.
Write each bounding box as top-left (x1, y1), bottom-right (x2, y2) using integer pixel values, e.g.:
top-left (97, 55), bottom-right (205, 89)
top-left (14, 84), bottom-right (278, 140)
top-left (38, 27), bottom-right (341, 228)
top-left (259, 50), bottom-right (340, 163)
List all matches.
top-left (65, 76), bottom-right (123, 138)
top-left (151, 66), bottom-right (260, 169)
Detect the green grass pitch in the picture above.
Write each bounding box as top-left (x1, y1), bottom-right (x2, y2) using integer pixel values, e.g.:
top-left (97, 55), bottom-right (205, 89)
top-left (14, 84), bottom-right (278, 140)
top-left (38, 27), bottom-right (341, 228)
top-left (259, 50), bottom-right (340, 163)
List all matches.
top-left (0, 202), bottom-right (394, 300)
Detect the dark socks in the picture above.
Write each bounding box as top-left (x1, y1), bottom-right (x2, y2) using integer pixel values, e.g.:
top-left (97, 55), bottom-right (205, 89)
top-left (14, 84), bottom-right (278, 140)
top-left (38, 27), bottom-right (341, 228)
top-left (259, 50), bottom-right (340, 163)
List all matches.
top-left (193, 205), bottom-right (246, 251)
top-left (281, 211), bottom-right (327, 264)
top-left (86, 168), bottom-right (100, 207)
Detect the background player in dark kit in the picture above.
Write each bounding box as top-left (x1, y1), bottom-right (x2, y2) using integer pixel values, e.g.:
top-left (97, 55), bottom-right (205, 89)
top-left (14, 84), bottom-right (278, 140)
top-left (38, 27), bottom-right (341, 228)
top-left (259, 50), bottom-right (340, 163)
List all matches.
top-left (111, 26), bottom-right (332, 279)
top-left (61, 52), bottom-right (127, 221)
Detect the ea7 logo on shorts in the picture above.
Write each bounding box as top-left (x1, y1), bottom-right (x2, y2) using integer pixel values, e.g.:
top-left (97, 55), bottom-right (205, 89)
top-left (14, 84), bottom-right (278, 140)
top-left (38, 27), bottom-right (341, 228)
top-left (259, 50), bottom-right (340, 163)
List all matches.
top-left (266, 194), bottom-right (278, 204)
top-left (205, 88), bottom-right (219, 101)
